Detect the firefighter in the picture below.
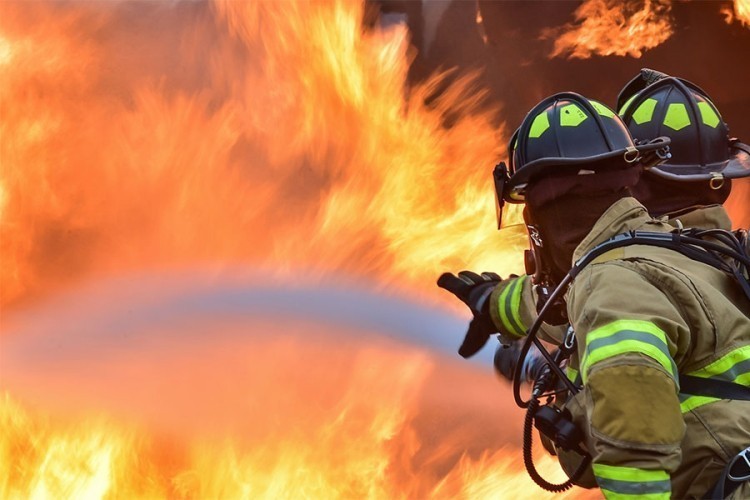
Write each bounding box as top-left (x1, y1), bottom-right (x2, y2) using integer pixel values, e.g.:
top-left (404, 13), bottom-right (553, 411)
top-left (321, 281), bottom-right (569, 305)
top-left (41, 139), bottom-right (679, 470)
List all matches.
top-left (617, 68), bottom-right (745, 228)
top-left (492, 70), bottom-right (750, 384)
top-left (438, 92), bottom-right (750, 498)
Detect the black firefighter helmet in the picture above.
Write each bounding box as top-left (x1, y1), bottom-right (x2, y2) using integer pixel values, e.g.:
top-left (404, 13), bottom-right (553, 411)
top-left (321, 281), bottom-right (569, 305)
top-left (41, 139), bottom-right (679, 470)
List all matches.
top-left (492, 92), bottom-right (670, 228)
top-left (618, 71), bottom-right (750, 185)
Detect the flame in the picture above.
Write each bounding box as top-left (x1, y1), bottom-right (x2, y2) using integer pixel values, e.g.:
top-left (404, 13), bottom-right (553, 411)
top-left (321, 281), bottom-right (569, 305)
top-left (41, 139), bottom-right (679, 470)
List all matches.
top-left (0, 393), bottom-right (583, 499)
top-left (0, 326), bottom-right (596, 499)
top-left (722, 0), bottom-right (750, 27)
top-left (0, 395), bottom-right (150, 499)
top-left (0, 1), bottom-right (541, 496)
top-left (544, 0), bottom-right (674, 59)
top-left (5, 0), bottom-right (743, 497)
top-left (0, 0), bottom-right (524, 309)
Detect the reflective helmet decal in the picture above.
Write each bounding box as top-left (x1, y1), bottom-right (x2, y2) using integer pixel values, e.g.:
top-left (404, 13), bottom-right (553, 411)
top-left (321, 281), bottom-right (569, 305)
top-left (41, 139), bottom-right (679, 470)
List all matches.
top-left (663, 103), bottom-right (691, 131)
top-left (559, 103), bottom-right (588, 127)
top-left (697, 102), bottom-right (720, 128)
top-left (529, 111), bottom-right (550, 138)
top-left (632, 98), bottom-right (658, 125)
top-left (591, 100), bottom-right (616, 118)
top-left (618, 94), bottom-right (638, 115)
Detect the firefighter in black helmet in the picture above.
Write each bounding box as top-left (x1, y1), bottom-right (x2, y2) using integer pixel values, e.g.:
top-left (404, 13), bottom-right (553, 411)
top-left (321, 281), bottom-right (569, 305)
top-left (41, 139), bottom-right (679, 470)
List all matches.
top-left (618, 69), bottom-right (750, 220)
top-left (438, 92), bottom-right (750, 498)
top-left (492, 71), bottom-right (750, 392)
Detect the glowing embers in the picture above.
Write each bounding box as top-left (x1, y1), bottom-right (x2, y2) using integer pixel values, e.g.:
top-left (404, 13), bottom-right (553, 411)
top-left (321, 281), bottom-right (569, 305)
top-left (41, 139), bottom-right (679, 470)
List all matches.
top-left (544, 0), bottom-right (674, 59)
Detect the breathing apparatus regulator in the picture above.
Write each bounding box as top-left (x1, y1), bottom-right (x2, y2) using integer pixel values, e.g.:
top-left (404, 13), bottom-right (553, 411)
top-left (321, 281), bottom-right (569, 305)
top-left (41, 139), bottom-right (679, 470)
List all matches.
top-left (491, 92), bottom-right (750, 492)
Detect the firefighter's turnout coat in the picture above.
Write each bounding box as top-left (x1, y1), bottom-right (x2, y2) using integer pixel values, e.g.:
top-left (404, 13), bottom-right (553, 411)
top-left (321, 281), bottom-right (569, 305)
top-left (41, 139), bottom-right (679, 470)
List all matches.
top-left (490, 198), bottom-right (750, 499)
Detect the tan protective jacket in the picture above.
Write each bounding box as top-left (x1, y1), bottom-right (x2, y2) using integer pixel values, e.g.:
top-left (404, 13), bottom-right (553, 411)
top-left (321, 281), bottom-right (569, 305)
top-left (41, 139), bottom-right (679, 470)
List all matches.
top-left (491, 199), bottom-right (750, 499)
top-left (488, 204), bottom-right (734, 345)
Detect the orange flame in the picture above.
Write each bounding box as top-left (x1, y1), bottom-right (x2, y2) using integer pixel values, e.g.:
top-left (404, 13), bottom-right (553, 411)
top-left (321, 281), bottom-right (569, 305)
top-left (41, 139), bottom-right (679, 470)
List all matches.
top-left (722, 0), bottom-right (750, 27)
top-left (0, 0), bottom-right (524, 309)
top-left (0, 325), bottom-right (597, 499)
top-left (544, 0), bottom-right (674, 59)
top-left (0, 0), bottom-right (552, 497)
top-left (0, 392), bottom-right (584, 499)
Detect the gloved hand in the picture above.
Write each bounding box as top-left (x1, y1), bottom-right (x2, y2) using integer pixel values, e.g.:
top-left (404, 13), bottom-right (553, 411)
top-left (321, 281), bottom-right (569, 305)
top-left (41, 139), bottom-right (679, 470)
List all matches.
top-left (494, 339), bottom-right (548, 383)
top-left (437, 270), bottom-right (501, 358)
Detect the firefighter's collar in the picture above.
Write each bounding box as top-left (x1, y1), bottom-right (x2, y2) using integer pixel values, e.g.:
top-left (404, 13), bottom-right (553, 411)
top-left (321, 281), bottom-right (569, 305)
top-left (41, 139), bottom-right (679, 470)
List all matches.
top-left (572, 197), bottom-right (671, 263)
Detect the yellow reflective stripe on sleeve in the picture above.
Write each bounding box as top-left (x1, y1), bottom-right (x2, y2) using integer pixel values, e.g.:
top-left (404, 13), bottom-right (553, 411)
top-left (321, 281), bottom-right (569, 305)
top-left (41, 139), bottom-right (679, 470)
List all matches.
top-left (566, 366), bottom-right (579, 383)
top-left (496, 277), bottom-right (525, 338)
top-left (508, 275), bottom-right (527, 335)
top-left (600, 492), bottom-right (670, 500)
top-left (581, 320), bottom-right (677, 384)
top-left (679, 344), bottom-right (750, 413)
top-left (593, 464), bottom-right (671, 499)
top-left (690, 345), bottom-right (750, 379)
top-left (593, 464), bottom-right (669, 482)
top-left (680, 394), bottom-right (718, 413)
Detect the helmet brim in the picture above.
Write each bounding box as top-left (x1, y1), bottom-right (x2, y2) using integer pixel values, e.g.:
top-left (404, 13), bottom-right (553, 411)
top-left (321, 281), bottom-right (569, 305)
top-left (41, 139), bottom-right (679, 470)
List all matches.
top-left (505, 139), bottom-right (670, 202)
top-left (505, 150), bottom-right (629, 202)
top-left (648, 151), bottom-right (750, 181)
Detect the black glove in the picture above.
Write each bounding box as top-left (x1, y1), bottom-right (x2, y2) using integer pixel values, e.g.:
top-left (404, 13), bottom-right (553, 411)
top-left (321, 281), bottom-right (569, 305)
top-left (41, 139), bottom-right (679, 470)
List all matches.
top-left (437, 270), bottom-right (501, 358)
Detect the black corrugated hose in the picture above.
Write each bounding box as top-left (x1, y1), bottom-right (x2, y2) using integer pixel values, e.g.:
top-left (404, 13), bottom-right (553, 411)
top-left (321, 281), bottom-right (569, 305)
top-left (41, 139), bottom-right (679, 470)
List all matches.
top-left (522, 397), bottom-right (592, 492)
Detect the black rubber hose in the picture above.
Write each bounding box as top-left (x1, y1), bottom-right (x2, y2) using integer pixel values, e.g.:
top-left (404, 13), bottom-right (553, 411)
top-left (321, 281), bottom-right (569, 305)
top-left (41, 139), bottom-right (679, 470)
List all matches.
top-left (523, 398), bottom-right (592, 492)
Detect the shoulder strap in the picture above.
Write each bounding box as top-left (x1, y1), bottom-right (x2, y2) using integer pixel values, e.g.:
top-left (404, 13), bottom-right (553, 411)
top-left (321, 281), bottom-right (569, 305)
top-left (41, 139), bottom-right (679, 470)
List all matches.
top-left (679, 374), bottom-right (750, 401)
top-left (573, 231), bottom-right (750, 303)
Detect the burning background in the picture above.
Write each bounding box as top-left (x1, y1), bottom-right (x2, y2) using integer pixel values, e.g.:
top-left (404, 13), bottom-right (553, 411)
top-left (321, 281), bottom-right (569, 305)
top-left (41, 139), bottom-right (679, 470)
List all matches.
top-left (0, 0), bottom-right (748, 498)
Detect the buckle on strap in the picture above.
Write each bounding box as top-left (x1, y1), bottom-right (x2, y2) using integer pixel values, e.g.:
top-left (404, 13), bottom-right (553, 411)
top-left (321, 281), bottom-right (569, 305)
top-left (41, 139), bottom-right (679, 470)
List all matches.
top-left (709, 172), bottom-right (725, 190)
top-left (623, 146), bottom-right (639, 163)
top-left (728, 446), bottom-right (750, 482)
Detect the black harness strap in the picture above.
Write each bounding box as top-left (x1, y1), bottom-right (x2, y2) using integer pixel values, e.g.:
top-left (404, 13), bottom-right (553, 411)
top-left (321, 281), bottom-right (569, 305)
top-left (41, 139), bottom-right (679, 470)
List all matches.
top-left (680, 377), bottom-right (750, 498)
top-left (679, 374), bottom-right (750, 401)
